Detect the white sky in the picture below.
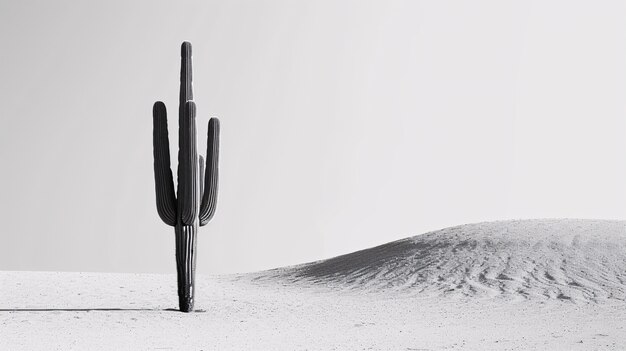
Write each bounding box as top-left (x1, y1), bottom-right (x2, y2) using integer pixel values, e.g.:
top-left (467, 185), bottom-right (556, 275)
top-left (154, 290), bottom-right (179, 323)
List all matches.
top-left (1, 0), bottom-right (625, 274)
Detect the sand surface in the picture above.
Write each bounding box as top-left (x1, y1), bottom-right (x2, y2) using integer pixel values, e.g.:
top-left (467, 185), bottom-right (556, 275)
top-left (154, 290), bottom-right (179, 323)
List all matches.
top-left (2, 219), bottom-right (626, 350)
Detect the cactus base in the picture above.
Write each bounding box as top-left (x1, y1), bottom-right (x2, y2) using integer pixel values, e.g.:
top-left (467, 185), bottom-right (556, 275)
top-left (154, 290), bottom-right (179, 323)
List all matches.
top-left (175, 223), bottom-right (197, 312)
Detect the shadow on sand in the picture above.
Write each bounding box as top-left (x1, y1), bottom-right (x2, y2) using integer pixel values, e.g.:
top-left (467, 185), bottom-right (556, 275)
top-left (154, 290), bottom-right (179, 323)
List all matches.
top-left (0, 308), bottom-right (206, 312)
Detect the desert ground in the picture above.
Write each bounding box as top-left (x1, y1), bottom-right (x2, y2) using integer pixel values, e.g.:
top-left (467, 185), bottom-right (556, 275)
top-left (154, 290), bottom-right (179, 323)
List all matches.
top-left (2, 219), bottom-right (625, 350)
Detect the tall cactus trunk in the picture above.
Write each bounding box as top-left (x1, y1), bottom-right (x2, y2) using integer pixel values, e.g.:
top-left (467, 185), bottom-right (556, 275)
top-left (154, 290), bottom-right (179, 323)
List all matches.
top-left (175, 221), bottom-right (198, 312)
top-left (152, 41), bottom-right (220, 312)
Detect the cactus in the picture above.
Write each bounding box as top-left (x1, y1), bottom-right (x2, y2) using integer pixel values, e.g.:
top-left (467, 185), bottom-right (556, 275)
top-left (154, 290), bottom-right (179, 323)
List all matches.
top-left (152, 41), bottom-right (220, 312)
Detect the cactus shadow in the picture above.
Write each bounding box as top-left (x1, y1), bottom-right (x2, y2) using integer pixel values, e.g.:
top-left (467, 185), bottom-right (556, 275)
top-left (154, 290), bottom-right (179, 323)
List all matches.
top-left (0, 308), bottom-right (196, 312)
top-left (0, 308), bottom-right (198, 312)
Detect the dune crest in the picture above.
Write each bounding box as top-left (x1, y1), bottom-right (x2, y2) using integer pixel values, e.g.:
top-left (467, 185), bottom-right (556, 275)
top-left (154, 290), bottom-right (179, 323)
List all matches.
top-left (265, 219), bottom-right (626, 302)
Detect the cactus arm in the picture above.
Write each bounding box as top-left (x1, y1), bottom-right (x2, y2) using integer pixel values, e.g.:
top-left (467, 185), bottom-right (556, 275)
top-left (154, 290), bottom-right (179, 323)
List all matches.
top-left (178, 101), bottom-right (199, 225)
top-left (199, 117), bottom-right (220, 226)
top-left (152, 101), bottom-right (177, 226)
top-left (199, 155), bottom-right (205, 201)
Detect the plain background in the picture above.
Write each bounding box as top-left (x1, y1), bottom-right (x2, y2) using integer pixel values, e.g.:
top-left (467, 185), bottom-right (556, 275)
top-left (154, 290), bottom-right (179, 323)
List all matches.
top-left (1, 0), bottom-right (625, 274)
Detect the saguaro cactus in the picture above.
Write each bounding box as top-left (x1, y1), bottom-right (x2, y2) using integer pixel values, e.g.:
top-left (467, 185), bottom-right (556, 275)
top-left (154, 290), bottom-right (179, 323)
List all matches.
top-left (152, 41), bottom-right (220, 312)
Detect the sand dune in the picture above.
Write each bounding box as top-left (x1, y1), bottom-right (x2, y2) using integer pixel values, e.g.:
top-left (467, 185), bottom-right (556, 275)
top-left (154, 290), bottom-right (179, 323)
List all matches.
top-left (261, 219), bottom-right (626, 302)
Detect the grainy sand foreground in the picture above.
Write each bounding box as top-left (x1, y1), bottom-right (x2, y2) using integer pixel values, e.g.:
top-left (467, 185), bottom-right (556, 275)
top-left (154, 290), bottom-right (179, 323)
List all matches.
top-left (2, 219), bottom-right (626, 350)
